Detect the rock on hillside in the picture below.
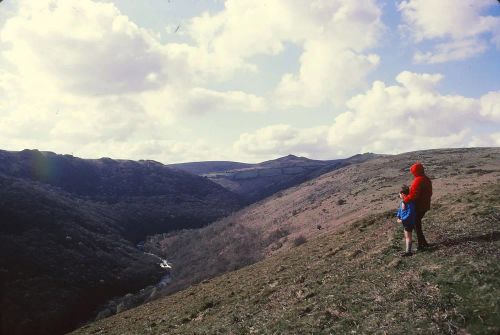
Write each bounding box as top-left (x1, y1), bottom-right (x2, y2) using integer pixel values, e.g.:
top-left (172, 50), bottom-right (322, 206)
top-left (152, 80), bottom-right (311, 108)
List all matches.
top-left (0, 176), bottom-right (164, 335)
top-left (191, 153), bottom-right (378, 203)
top-left (72, 147), bottom-right (500, 334)
top-left (145, 147), bottom-right (499, 297)
top-left (0, 149), bottom-right (243, 241)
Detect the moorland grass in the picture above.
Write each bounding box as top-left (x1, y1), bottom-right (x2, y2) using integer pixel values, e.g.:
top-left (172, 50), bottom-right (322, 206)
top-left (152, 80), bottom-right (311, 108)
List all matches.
top-left (74, 185), bottom-right (500, 335)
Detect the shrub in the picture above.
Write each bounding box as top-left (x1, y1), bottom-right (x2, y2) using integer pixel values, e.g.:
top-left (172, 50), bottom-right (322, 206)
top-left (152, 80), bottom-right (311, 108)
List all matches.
top-left (293, 235), bottom-right (307, 247)
top-left (268, 228), bottom-right (289, 242)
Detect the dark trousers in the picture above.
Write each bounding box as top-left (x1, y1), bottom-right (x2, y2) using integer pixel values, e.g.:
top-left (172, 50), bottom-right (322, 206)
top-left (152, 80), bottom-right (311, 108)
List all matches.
top-left (415, 210), bottom-right (429, 247)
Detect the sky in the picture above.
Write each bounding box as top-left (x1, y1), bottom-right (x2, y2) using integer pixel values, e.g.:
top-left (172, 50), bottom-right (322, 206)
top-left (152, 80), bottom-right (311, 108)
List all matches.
top-left (0, 0), bottom-right (499, 164)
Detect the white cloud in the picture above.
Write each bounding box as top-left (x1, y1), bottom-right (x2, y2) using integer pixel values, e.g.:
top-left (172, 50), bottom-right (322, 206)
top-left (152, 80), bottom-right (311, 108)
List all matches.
top-left (187, 0), bottom-right (385, 107)
top-left (188, 0), bottom-right (383, 59)
top-left (77, 138), bottom-right (220, 163)
top-left (180, 88), bottom-right (267, 115)
top-left (188, 1), bottom-right (301, 62)
top-left (413, 38), bottom-right (489, 64)
top-left (1, 0), bottom-right (497, 164)
top-left (1, 0), bottom-right (174, 95)
top-left (399, 0), bottom-right (500, 63)
top-left (0, 0), bottom-right (272, 163)
top-left (327, 71), bottom-right (497, 155)
top-left (0, 0), bottom-right (389, 162)
top-left (480, 91), bottom-right (500, 122)
top-left (235, 72), bottom-right (500, 159)
top-left (0, 0), bottom-right (267, 98)
top-left (274, 1), bottom-right (383, 107)
top-left (275, 46), bottom-right (380, 108)
top-left (233, 124), bottom-right (330, 159)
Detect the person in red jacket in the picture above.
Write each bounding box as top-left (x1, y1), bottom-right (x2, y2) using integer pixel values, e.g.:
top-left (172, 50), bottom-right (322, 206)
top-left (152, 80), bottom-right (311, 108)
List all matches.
top-left (403, 162), bottom-right (432, 250)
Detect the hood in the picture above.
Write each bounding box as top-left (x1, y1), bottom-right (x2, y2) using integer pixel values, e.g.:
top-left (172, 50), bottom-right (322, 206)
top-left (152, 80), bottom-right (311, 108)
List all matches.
top-left (410, 162), bottom-right (425, 177)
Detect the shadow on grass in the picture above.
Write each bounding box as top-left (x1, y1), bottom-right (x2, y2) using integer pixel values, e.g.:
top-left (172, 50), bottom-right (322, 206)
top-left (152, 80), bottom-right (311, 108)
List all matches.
top-left (430, 231), bottom-right (500, 251)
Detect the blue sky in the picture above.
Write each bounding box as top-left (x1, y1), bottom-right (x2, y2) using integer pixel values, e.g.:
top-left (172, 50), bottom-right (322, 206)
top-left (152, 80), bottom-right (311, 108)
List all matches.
top-left (0, 0), bottom-right (499, 163)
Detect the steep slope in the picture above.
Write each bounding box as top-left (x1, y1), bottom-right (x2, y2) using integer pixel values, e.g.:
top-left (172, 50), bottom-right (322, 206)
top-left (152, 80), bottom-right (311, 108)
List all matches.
top-left (72, 147), bottom-right (500, 334)
top-left (0, 176), bottom-right (164, 335)
top-left (143, 148), bottom-right (499, 299)
top-left (0, 149), bottom-right (243, 241)
top-left (65, 153), bottom-right (378, 320)
top-left (195, 153), bottom-right (377, 203)
top-left (0, 149), bottom-right (243, 335)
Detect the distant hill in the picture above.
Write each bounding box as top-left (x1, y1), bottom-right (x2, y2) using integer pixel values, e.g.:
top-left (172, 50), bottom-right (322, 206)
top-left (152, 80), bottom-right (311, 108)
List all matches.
top-left (0, 149), bottom-right (243, 241)
top-left (173, 153), bottom-right (379, 203)
top-left (168, 161), bottom-right (253, 175)
top-left (0, 149), bottom-right (243, 335)
top-left (72, 147), bottom-right (500, 335)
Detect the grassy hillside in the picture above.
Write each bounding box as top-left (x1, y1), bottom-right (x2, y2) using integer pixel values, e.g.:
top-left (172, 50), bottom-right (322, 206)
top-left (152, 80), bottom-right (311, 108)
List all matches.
top-left (73, 147), bottom-right (500, 334)
top-left (201, 153), bottom-right (377, 204)
top-left (72, 170), bottom-right (499, 334)
top-left (143, 148), bottom-right (499, 297)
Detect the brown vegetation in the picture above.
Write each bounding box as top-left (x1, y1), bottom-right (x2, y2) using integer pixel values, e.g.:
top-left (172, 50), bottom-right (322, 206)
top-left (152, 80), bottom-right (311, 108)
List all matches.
top-left (179, 153), bottom-right (378, 203)
top-left (72, 148), bottom-right (500, 334)
top-left (144, 147), bottom-right (499, 300)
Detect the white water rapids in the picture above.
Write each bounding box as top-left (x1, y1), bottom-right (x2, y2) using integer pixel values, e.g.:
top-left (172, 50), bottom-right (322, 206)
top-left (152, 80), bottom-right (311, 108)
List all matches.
top-left (144, 252), bottom-right (172, 269)
top-left (137, 242), bottom-right (172, 288)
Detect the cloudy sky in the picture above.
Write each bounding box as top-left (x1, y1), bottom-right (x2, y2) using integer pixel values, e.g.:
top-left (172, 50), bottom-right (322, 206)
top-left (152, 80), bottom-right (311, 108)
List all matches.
top-left (0, 0), bottom-right (499, 163)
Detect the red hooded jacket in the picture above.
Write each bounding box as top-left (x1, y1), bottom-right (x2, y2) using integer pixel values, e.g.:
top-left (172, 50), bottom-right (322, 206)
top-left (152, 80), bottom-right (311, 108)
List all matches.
top-left (404, 162), bottom-right (432, 212)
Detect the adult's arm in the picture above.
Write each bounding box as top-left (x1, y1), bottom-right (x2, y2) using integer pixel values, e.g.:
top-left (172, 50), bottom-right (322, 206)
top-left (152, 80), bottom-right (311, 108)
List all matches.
top-left (404, 177), bottom-right (421, 203)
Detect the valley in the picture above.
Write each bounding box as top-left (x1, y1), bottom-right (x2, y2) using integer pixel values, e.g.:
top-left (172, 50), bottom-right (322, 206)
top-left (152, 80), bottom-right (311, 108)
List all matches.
top-left (0, 149), bottom-right (241, 335)
top-left (170, 153), bottom-right (377, 204)
top-left (1, 147), bottom-right (498, 334)
top-left (0, 149), bottom-right (360, 335)
top-left (144, 148), bottom-right (499, 299)
top-left (75, 147), bottom-right (499, 334)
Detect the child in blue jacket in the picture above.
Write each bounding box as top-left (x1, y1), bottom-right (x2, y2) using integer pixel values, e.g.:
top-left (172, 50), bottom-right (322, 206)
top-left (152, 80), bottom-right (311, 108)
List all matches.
top-left (397, 185), bottom-right (416, 257)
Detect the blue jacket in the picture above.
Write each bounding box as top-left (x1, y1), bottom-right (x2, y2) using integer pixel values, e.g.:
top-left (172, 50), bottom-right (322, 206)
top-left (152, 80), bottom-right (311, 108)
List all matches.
top-left (397, 201), bottom-right (415, 226)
